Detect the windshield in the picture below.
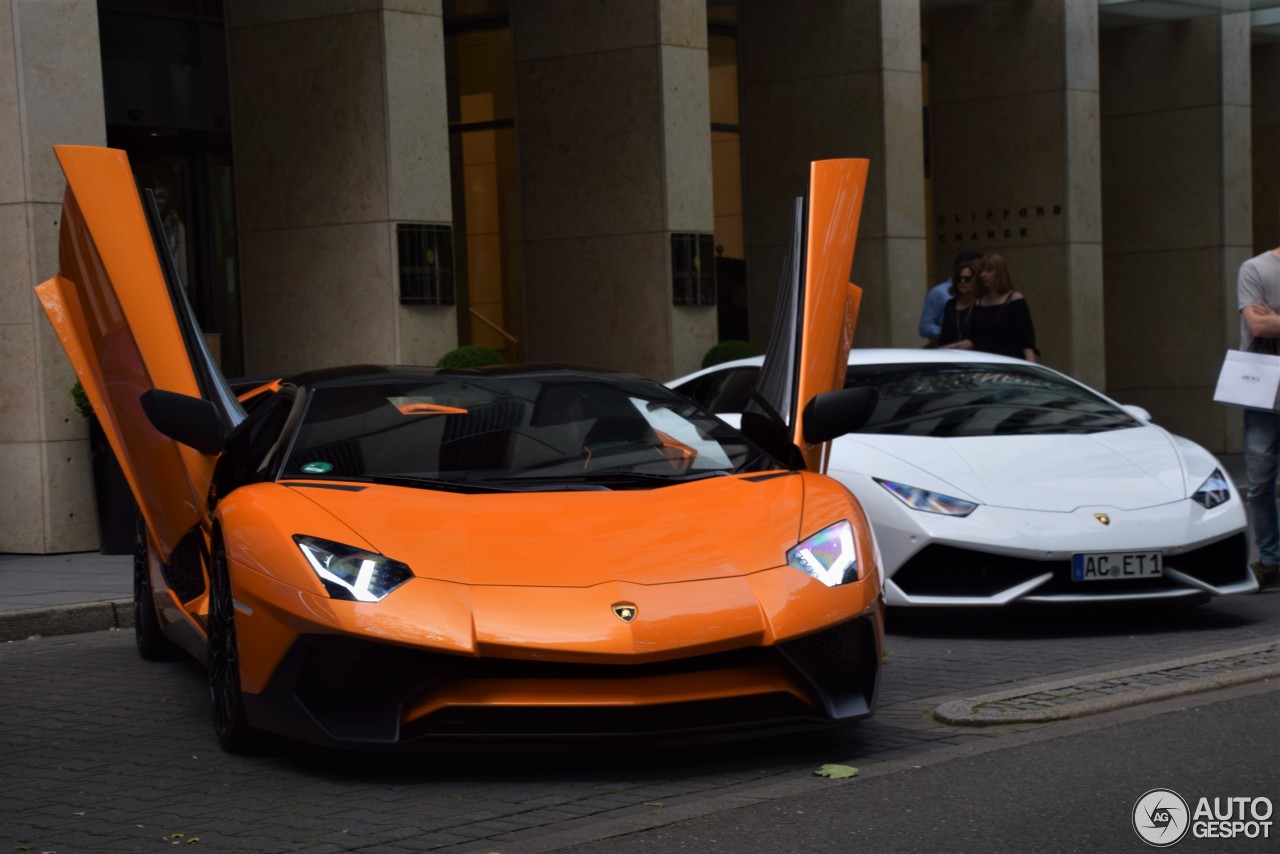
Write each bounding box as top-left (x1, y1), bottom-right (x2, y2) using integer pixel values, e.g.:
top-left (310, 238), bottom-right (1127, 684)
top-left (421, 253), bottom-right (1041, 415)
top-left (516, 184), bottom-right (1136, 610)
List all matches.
top-left (282, 373), bottom-right (775, 488)
top-left (845, 363), bottom-right (1140, 437)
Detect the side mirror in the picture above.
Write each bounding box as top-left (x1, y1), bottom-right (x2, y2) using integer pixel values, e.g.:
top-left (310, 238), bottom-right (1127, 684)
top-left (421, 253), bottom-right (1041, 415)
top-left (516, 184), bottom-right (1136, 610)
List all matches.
top-left (1121, 404), bottom-right (1152, 423)
top-left (140, 389), bottom-right (225, 456)
top-left (802, 387), bottom-right (878, 445)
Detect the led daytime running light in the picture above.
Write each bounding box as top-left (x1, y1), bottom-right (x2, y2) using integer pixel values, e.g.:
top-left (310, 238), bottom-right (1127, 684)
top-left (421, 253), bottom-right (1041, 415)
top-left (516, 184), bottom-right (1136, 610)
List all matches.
top-left (293, 535), bottom-right (412, 602)
top-left (787, 520), bottom-right (858, 587)
top-left (1191, 468), bottom-right (1230, 510)
top-left (875, 478), bottom-right (978, 517)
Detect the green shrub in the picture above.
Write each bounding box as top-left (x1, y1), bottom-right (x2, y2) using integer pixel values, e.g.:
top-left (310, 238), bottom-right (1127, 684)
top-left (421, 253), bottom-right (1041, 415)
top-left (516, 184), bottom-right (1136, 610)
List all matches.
top-left (701, 340), bottom-right (761, 369)
top-left (71, 380), bottom-right (93, 419)
top-left (436, 345), bottom-right (506, 369)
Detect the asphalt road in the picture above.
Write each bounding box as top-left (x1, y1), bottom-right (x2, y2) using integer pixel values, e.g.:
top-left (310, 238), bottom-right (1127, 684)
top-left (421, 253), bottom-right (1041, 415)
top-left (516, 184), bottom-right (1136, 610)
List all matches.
top-left (560, 680), bottom-right (1280, 854)
top-left (3, 593), bottom-right (1280, 852)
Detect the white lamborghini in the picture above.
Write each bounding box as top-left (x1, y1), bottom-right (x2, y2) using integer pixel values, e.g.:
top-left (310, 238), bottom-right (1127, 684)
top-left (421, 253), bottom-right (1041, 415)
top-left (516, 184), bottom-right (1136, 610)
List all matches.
top-left (671, 349), bottom-right (1255, 606)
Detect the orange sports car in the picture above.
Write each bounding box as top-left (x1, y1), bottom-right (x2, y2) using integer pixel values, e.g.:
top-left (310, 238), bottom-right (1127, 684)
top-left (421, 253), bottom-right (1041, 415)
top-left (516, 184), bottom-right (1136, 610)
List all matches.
top-left (36, 146), bottom-right (884, 751)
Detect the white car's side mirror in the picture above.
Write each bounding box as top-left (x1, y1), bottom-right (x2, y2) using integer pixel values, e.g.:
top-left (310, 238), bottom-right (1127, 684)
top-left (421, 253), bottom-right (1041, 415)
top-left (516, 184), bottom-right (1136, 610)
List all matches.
top-left (1121, 404), bottom-right (1152, 423)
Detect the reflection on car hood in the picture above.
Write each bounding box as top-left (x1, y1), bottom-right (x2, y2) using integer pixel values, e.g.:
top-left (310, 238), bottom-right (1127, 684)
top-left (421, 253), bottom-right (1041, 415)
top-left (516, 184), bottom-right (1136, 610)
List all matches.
top-left (284, 472), bottom-right (804, 586)
top-left (837, 427), bottom-right (1189, 512)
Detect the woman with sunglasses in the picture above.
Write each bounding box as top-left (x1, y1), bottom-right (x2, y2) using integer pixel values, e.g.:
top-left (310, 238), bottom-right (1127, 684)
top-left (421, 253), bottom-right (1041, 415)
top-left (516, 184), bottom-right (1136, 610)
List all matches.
top-left (937, 260), bottom-right (983, 350)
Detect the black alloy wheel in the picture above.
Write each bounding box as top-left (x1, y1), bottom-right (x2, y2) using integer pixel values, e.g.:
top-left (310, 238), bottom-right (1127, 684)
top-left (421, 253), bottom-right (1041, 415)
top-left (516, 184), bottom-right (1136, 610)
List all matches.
top-left (207, 539), bottom-right (257, 752)
top-left (133, 512), bottom-right (178, 661)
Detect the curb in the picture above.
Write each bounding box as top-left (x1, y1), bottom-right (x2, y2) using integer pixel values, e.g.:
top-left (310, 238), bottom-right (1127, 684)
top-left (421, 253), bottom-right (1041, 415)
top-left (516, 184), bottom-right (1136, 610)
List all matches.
top-left (0, 599), bottom-right (133, 643)
top-left (934, 638), bottom-right (1280, 726)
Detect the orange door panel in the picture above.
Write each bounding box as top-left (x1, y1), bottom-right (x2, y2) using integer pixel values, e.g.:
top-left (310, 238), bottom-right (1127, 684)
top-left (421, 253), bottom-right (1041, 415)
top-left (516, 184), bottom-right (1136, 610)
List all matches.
top-left (35, 146), bottom-right (241, 559)
top-left (793, 158), bottom-right (868, 471)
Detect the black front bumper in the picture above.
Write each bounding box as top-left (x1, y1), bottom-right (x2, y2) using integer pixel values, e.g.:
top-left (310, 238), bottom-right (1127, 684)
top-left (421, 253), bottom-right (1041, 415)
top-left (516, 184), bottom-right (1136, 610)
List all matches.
top-left (241, 614), bottom-right (882, 748)
top-left (891, 532), bottom-right (1249, 600)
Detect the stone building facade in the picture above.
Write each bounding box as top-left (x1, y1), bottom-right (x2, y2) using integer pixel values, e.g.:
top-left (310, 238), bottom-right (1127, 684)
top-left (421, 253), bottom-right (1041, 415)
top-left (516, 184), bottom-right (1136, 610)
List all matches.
top-left (2, 0), bottom-right (1277, 552)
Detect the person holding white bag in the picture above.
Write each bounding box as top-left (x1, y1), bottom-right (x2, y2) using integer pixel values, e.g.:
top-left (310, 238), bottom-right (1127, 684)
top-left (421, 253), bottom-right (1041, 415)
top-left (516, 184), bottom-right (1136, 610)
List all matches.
top-left (1238, 246), bottom-right (1280, 588)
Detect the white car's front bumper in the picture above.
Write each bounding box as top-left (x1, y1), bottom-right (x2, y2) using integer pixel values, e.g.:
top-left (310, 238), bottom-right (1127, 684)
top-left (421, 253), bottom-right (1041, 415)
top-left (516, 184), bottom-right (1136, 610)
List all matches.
top-left (841, 473), bottom-right (1254, 607)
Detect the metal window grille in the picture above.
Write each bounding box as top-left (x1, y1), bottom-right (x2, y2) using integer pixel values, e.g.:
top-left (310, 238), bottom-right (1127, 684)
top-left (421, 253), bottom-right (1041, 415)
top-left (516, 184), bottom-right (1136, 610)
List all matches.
top-left (671, 232), bottom-right (716, 306)
top-left (398, 223), bottom-right (455, 305)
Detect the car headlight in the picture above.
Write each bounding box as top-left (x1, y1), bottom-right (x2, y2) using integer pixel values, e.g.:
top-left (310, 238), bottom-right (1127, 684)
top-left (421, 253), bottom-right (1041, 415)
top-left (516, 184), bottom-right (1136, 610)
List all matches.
top-left (787, 520), bottom-right (859, 587)
top-left (293, 535), bottom-right (413, 602)
top-left (1191, 468), bottom-right (1231, 509)
top-left (875, 478), bottom-right (978, 517)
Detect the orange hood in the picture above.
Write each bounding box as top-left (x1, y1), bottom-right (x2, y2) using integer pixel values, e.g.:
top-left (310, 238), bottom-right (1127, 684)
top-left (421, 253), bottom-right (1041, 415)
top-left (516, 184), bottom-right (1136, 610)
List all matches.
top-left (284, 473), bottom-right (805, 587)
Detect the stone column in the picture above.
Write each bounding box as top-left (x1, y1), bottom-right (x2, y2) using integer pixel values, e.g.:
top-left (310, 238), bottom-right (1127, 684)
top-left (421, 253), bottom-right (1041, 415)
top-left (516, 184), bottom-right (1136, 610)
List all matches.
top-left (929, 0), bottom-right (1102, 385)
top-left (0, 0), bottom-right (105, 553)
top-left (739, 0), bottom-right (927, 349)
top-left (226, 0), bottom-right (455, 376)
top-left (1101, 13), bottom-right (1251, 452)
top-left (511, 0), bottom-right (715, 380)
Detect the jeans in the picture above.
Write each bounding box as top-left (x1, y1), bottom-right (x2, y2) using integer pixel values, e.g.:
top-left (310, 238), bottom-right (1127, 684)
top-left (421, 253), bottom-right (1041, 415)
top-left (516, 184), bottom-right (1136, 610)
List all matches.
top-left (1244, 408), bottom-right (1280, 566)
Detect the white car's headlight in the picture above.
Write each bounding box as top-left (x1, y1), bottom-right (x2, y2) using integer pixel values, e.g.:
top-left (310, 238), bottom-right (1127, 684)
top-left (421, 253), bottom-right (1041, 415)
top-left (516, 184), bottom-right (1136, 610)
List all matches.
top-left (293, 535), bottom-right (413, 602)
top-left (787, 520), bottom-right (859, 587)
top-left (875, 478), bottom-right (978, 517)
top-left (1191, 468), bottom-right (1231, 509)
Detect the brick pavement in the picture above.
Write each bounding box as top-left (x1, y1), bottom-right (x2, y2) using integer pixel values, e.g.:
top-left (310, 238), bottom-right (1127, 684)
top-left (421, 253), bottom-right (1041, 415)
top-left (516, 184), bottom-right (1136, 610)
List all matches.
top-left (4, 590), bottom-right (1280, 853)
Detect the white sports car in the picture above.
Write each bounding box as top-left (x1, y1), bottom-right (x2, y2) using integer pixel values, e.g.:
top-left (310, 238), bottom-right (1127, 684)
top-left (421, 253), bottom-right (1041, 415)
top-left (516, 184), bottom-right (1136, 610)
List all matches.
top-left (670, 349), bottom-right (1255, 606)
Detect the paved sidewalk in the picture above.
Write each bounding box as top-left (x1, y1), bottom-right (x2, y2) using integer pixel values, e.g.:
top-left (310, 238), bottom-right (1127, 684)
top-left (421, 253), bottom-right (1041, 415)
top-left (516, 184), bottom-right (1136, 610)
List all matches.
top-left (935, 637), bottom-right (1280, 725)
top-left (0, 551), bottom-right (130, 641)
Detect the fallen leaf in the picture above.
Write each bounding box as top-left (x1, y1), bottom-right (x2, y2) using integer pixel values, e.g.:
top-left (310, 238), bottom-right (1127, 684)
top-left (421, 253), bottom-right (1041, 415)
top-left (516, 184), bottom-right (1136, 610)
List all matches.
top-left (813, 763), bottom-right (859, 779)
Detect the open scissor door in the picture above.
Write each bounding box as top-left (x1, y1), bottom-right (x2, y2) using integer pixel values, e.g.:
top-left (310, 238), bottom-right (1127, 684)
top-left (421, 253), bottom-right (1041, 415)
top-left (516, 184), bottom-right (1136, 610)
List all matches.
top-left (748, 158), bottom-right (868, 472)
top-left (35, 145), bottom-right (244, 560)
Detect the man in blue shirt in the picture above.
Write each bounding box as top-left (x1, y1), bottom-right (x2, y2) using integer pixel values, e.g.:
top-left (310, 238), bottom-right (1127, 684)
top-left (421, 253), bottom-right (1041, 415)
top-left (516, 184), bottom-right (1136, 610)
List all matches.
top-left (919, 251), bottom-right (983, 345)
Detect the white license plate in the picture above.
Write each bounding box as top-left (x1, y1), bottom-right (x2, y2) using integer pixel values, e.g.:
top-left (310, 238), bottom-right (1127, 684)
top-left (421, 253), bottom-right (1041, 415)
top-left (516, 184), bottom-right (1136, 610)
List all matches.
top-left (1071, 551), bottom-right (1163, 581)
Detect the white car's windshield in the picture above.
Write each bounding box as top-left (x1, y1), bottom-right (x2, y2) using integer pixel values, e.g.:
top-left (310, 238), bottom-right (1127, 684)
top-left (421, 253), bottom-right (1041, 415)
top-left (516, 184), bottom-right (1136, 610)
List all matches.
top-left (845, 363), bottom-right (1140, 437)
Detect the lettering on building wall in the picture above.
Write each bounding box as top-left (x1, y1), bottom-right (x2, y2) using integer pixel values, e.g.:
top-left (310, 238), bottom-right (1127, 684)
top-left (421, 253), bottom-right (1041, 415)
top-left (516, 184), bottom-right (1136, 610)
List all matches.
top-left (936, 205), bottom-right (1062, 244)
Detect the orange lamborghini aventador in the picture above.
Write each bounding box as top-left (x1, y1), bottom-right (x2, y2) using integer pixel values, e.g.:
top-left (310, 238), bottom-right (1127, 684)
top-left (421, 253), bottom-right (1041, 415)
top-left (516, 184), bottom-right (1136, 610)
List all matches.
top-left (36, 145), bottom-right (883, 751)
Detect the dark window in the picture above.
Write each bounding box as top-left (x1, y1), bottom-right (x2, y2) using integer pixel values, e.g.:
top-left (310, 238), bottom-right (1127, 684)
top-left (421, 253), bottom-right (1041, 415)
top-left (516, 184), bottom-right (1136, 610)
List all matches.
top-left (672, 233), bottom-right (717, 306)
top-left (398, 224), bottom-right (456, 305)
top-left (675, 367), bottom-right (760, 414)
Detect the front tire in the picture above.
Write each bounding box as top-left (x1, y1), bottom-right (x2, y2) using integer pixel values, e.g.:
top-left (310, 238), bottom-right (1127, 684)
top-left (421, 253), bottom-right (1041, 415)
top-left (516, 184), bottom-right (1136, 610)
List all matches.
top-left (133, 513), bottom-right (178, 661)
top-left (207, 539), bottom-right (258, 753)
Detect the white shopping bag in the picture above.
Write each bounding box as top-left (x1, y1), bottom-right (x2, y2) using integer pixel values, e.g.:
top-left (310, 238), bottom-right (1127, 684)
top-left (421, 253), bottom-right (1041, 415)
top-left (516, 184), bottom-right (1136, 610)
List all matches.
top-left (1213, 349), bottom-right (1280, 410)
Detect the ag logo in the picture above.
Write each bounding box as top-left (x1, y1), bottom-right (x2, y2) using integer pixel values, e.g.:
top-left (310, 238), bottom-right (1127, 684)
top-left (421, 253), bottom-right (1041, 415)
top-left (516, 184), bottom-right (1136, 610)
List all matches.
top-left (1133, 788), bottom-right (1190, 846)
top-left (612, 603), bottom-right (637, 623)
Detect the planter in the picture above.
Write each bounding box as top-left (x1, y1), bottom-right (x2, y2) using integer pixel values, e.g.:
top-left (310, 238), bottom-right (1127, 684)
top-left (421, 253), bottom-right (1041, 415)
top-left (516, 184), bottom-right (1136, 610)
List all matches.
top-left (88, 416), bottom-right (138, 555)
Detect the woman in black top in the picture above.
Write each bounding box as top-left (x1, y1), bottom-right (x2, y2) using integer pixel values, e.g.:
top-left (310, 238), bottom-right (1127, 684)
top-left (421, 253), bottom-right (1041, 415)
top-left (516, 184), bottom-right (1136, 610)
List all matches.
top-left (973, 253), bottom-right (1037, 361)
top-left (937, 260), bottom-right (981, 349)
